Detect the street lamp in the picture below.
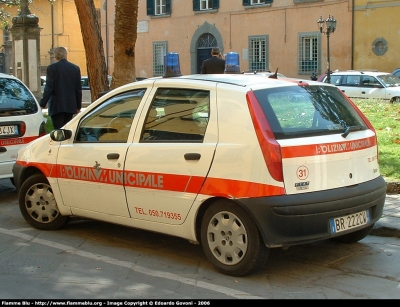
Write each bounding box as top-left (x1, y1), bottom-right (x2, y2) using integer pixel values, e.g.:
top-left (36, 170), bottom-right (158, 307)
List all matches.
top-left (318, 15), bottom-right (337, 84)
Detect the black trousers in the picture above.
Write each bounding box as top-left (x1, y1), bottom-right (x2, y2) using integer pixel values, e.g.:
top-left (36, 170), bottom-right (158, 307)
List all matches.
top-left (51, 112), bottom-right (74, 129)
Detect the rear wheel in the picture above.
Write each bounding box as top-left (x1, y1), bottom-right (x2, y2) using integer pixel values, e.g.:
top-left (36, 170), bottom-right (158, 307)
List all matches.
top-left (19, 173), bottom-right (70, 230)
top-left (201, 199), bottom-right (269, 276)
top-left (331, 224), bottom-right (374, 243)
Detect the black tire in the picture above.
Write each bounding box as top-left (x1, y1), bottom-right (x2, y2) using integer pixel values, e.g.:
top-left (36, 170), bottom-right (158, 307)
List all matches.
top-left (390, 97), bottom-right (400, 103)
top-left (200, 199), bottom-right (269, 277)
top-left (331, 224), bottom-right (374, 244)
top-left (19, 173), bottom-right (70, 230)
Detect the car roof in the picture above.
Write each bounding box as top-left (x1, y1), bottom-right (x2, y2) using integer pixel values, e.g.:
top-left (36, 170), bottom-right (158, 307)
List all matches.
top-left (330, 70), bottom-right (390, 76)
top-left (140, 73), bottom-right (319, 89)
top-left (242, 71), bottom-right (286, 77)
top-left (0, 73), bottom-right (19, 81)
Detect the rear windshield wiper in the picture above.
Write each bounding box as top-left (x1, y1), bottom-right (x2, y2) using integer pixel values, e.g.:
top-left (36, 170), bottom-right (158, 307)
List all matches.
top-left (339, 119), bottom-right (350, 138)
top-left (339, 122), bottom-right (364, 138)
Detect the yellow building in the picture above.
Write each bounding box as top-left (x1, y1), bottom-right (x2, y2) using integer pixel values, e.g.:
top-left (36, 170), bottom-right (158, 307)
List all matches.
top-left (353, 0), bottom-right (400, 72)
top-left (0, 0), bottom-right (101, 76)
top-left (1, 0), bottom-right (399, 83)
top-left (103, 0), bottom-right (353, 79)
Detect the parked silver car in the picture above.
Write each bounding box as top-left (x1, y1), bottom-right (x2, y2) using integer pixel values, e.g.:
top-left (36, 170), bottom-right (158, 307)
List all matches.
top-left (321, 70), bottom-right (400, 103)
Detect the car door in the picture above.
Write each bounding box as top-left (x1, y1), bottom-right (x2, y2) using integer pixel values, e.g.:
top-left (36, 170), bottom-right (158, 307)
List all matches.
top-left (358, 75), bottom-right (387, 99)
top-left (56, 89), bottom-right (146, 217)
top-left (124, 85), bottom-right (218, 225)
top-left (338, 74), bottom-right (362, 98)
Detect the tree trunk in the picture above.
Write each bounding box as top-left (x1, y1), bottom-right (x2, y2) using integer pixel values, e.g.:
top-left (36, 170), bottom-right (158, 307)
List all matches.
top-left (112, 0), bottom-right (138, 89)
top-left (74, 0), bottom-right (109, 102)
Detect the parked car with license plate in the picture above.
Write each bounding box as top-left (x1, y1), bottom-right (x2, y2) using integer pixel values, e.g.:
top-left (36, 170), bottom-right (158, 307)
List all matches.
top-left (321, 70), bottom-right (400, 103)
top-left (13, 55), bottom-right (386, 276)
top-left (0, 73), bottom-right (46, 184)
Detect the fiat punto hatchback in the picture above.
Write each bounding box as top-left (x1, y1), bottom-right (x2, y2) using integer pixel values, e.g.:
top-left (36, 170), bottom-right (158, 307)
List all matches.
top-left (13, 57), bottom-right (386, 276)
top-left (0, 73), bottom-right (46, 184)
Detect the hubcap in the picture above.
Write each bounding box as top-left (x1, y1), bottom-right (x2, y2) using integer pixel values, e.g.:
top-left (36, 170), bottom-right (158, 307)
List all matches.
top-left (25, 183), bottom-right (59, 223)
top-left (207, 211), bottom-right (248, 266)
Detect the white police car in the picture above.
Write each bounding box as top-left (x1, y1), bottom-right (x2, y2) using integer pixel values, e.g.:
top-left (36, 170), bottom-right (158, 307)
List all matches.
top-left (13, 53), bottom-right (386, 277)
top-left (0, 73), bottom-right (46, 184)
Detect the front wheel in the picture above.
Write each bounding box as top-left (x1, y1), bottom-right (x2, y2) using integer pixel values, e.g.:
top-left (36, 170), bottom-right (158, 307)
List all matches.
top-left (390, 97), bottom-right (400, 103)
top-left (201, 200), bottom-right (269, 277)
top-left (19, 173), bottom-right (70, 230)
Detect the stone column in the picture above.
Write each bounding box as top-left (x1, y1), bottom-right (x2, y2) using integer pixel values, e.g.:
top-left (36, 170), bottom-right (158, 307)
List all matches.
top-left (9, 0), bottom-right (42, 100)
top-left (2, 40), bottom-right (13, 75)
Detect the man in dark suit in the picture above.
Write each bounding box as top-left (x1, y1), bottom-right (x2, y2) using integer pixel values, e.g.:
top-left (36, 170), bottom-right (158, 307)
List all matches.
top-left (40, 46), bottom-right (82, 129)
top-left (201, 47), bottom-right (225, 74)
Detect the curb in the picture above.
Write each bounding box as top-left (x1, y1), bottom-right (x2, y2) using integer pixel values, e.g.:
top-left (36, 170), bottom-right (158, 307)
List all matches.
top-left (386, 181), bottom-right (400, 194)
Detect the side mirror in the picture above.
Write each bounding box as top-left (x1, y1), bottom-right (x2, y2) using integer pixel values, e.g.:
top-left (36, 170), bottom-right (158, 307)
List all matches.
top-left (50, 129), bottom-right (73, 142)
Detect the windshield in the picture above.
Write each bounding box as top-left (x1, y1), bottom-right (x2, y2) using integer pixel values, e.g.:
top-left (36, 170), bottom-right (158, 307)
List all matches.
top-left (378, 74), bottom-right (400, 87)
top-left (253, 85), bottom-right (367, 139)
top-left (0, 78), bottom-right (38, 116)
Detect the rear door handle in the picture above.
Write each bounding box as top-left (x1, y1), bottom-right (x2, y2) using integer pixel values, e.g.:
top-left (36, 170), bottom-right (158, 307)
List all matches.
top-left (184, 153), bottom-right (201, 161)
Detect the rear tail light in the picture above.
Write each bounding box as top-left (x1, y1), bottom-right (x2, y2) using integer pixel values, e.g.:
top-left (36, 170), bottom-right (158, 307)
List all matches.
top-left (246, 91), bottom-right (284, 182)
top-left (19, 122), bottom-right (26, 136)
top-left (39, 121), bottom-right (47, 137)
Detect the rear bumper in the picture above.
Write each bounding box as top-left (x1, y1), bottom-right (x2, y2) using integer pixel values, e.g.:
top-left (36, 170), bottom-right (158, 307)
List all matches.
top-left (238, 176), bottom-right (387, 247)
top-left (0, 160), bottom-right (14, 179)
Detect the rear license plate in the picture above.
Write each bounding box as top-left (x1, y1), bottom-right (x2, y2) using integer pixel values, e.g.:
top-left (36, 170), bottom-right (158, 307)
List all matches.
top-left (330, 209), bottom-right (370, 234)
top-left (0, 125), bottom-right (18, 136)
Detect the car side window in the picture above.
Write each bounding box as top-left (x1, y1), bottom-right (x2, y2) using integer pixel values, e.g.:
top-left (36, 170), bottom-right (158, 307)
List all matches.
top-left (361, 76), bottom-right (381, 88)
top-left (140, 88), bottom-right (210, 143)
top-left (343, 75), bottom-right (361, 86)
top-left (329, 75), bottom-right (341, 85)
top-left (75, 89), bottom-right (145, 143)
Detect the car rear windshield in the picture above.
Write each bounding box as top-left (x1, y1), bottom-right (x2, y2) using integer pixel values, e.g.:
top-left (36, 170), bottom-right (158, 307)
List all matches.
top-left (253, 85), bottom-right (368, 139)
top-left (0, 78), bottom-right (38, 116)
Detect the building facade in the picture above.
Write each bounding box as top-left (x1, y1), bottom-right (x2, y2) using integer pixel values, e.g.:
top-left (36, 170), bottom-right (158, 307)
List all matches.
top-left (0, 0), bottom-right (101, 76)
top-left (103, 0), bottom-right (353, 79)
top-left (1, 0), bottom-right (399, 84)
top-left (353, 0), bottom-right (400, 73)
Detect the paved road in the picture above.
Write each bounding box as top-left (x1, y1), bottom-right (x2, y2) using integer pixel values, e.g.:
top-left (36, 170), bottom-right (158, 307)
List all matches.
top-left (1, 178), bottom-right (399, 299)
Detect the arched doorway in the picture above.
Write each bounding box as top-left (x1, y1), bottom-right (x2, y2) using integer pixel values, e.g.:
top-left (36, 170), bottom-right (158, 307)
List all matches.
top-left (189, 22), bottom-right (224, 74)
top-left (197, 33), bottom-right (218, 74)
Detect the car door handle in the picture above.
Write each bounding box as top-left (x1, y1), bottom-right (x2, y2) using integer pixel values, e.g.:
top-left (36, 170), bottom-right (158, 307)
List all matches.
top-left (184, 153), bottom-right (201, 161)
top-left (362, 91), bottom-right (366, 94)
top-left (107, 153), bottom-right (120, 160)
top-left (0, 147), bottom-right (6, 153)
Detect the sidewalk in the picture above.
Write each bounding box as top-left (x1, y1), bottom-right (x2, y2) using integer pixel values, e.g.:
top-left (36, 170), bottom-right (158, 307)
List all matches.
top-left (373, 194), bottom-right (400, 235)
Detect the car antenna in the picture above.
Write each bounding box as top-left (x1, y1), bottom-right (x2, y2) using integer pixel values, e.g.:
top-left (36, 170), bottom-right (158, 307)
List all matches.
top-left (268, 68), bottom-right (279, 79)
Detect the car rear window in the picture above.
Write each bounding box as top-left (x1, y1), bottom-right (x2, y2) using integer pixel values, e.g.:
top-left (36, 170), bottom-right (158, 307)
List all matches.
top-left (253, 85), bottom-right (368, 139)
top-left (0, 78), bottom-right (38, 116)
